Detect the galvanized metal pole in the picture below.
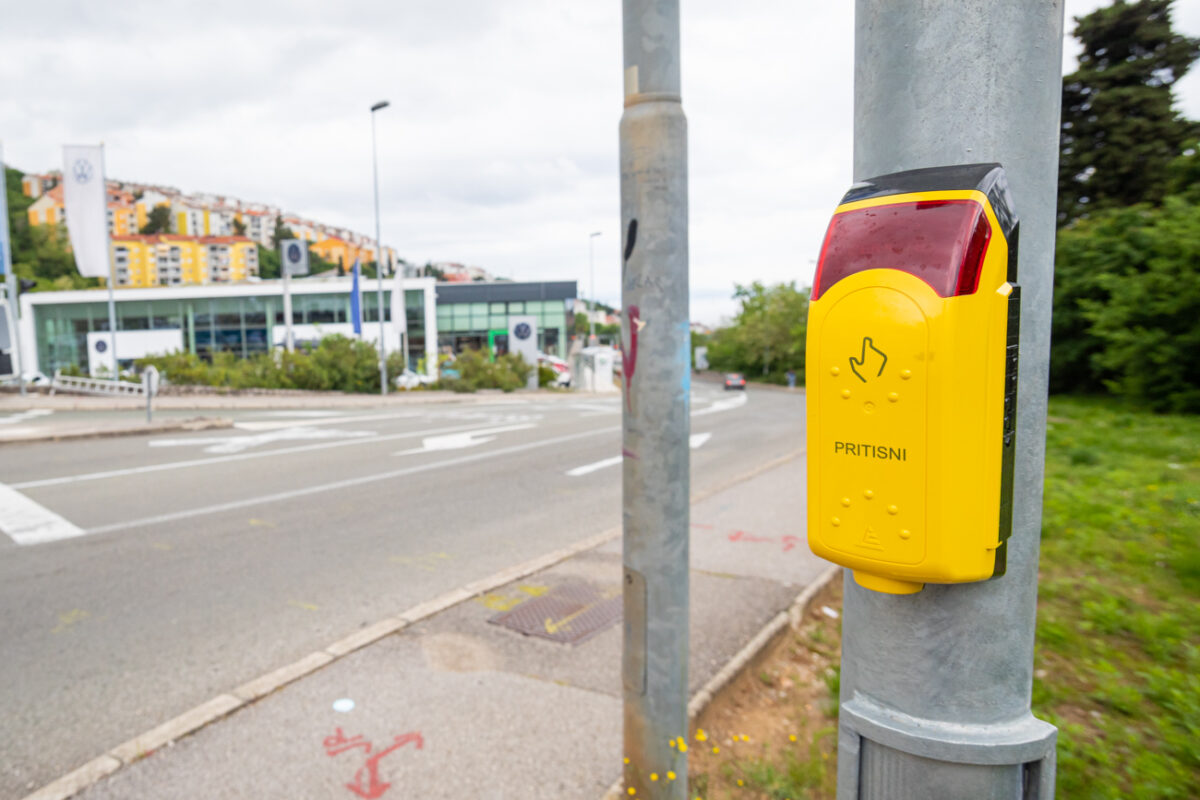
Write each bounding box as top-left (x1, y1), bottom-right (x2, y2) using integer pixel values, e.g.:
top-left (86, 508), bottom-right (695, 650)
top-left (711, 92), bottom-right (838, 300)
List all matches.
top-left (837, 3), bottom-right (1063, 798)
top-left (589, 230), bottom-right (601, 344)
top-left (620, 1), bottom-right (689, 796)
top-left (282, 265), bottom-right (294, 353)
top-left (370, 100), bottom-right (390, 395)
top-left (100, 146), bottom-right (118, 379)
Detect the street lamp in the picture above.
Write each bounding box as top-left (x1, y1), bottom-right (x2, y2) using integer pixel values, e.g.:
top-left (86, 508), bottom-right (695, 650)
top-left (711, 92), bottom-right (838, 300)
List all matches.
top-left (588, 231), bottom-right (601, 344)
top-left (370, 99), bottom-right (390, 395)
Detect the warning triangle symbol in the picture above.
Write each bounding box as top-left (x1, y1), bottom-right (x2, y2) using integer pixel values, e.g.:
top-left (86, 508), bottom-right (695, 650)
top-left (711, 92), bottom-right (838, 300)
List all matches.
top-left (860, 526), bottom-right (884, 550)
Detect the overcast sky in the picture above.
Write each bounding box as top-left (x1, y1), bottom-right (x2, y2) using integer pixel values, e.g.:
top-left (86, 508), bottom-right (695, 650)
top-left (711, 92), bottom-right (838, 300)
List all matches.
top-left (2, 1), bottom-right (1198, 324)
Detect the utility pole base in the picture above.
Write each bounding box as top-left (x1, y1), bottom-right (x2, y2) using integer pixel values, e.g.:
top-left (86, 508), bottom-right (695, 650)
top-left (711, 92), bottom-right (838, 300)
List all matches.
top-left (838, 695), bottom-right (1056, 799)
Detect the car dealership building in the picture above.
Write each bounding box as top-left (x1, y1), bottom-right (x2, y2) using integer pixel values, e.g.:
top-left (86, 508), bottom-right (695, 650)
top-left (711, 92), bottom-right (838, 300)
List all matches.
top-left (16, 277), bottom-right (577, 377)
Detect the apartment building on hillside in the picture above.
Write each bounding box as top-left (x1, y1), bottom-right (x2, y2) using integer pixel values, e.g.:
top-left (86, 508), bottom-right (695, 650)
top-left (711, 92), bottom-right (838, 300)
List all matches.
top-left (111, 234), bottom-right (258, 288)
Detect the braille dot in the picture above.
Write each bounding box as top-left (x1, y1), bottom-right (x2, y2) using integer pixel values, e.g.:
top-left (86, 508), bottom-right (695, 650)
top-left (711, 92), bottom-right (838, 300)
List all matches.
top-left (831, 366), bottom-right (840, 376)
top-left (841, 497), bottom-right (851, 507)
top-left (864, 489), bottom-right (874, 499)
top-left (900, 529), bottom-right (911, 540)
top-left (888, 392), bottom-right (899, 403)
top-left (901, 369), bottom-right (912, 380)
top-left (841, 389), bottom-right (851, 399)
top-left (888, 505), bottom-right (899, 515)
top-left (831, 517), bottom-right (841, 527)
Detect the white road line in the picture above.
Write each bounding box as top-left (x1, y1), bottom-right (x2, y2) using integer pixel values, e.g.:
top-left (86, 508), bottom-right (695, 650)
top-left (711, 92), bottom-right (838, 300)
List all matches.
top-left (393, 424), bottom-right (536, 456)
top-left (0, 482), bottom-right (86, 546)
top-left (565, 456), bottom-right (623, 477)
top-left (254, 410), bottom-right (351, 418)
top-left (150, 427), bottom-right (374, 455)
top-left (83, 425), bottom-right (621, 538)
top-left (11, 421), bottom-right (517, 491)
top-left (0, 409), bottom-right (54, 425)
top-left (566, 431), bottom-right (713, 477)
top-left (233, 411), bottom-right (423, 431)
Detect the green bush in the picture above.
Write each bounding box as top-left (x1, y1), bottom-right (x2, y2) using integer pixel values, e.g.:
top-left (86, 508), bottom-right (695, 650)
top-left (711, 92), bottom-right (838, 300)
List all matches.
top-left (437, 349), bottom-right (532, 393)
top-left (538, 364), bottom-right (558, 388)
top-left (136, 335), bottom-right (385, 393)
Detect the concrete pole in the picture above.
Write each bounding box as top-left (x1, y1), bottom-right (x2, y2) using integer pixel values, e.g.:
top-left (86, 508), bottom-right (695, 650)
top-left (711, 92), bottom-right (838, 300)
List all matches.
top-left (620, 1), bottom-right (689, 796)
top-left (371, 100), bottom-right (390, 395)
top-left (837, 3), bottom-right (1063, 798)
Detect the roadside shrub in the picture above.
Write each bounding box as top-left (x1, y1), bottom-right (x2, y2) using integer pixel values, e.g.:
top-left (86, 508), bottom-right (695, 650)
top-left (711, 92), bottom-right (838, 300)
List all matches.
top-left (136, 335), bottom-right (385, 393)
top-left (438, 349), bottom-right (532, 393)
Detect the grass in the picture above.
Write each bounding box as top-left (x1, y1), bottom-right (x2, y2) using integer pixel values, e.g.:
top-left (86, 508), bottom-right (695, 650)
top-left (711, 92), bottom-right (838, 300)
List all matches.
top-left (684, 396), bottom-right (1200, 798)
top-left (1034, 396), bottom-right (1200, 798)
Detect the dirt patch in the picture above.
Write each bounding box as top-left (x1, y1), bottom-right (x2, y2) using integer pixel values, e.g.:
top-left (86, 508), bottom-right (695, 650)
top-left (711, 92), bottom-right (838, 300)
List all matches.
top-left (688, 578), bottom-right (842, 799)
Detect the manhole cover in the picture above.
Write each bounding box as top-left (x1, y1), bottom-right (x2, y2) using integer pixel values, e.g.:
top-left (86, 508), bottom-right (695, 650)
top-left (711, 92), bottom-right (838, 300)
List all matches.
top-left (488, 580), bottom-right (621, 645)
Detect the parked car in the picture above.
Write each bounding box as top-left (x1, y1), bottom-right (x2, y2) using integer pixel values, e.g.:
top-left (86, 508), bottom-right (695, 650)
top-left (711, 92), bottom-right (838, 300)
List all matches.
top-left (723, 372), bottom-right (746, 390)
top-left (538, 353), bottom-right (572, 388)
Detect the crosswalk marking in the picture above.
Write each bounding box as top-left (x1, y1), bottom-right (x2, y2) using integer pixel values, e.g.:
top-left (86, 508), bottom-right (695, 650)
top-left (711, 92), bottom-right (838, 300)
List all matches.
top-left (0, 482), bottom-right (85, 546)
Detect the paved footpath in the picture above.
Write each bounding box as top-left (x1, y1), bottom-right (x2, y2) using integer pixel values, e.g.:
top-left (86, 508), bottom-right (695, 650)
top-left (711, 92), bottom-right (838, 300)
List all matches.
top-left (51, 456), bottom-right (825, 800)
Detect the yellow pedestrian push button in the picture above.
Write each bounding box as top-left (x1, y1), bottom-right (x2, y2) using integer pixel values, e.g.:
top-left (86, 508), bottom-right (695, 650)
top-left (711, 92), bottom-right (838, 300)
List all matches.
top-left (806, 164), bottom-right (1020, 594)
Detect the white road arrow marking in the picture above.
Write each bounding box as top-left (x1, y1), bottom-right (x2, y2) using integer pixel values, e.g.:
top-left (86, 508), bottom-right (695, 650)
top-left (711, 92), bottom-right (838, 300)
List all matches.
top-left (0, 409), bottom-right (54, 425)
top-left (150, 427), bottom-right (373, 455)
top-left (566, 432), bottom-right (712, 477)
top-left (692, 392), bottom-right (748, 417)
top-left (0, 482), bottom-right (85, 546)
top-left (393, 424), bottom-right (536, 456)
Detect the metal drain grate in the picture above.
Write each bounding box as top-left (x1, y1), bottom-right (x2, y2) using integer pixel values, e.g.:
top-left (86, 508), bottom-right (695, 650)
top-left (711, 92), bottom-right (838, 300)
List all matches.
top-left (488, 580), bottom-right (622, 645)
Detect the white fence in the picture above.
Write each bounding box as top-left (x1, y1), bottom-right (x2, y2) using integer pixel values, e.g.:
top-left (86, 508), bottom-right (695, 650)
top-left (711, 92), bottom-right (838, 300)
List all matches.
top-left (50, 371), bottom-right (146, 397)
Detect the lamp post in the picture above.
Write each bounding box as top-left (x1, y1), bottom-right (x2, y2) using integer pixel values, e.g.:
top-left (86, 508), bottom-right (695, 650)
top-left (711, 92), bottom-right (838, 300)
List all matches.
top-left (370, 99), bottom-right (390, 396)
top-left (588, 230), bottom-right (601, 344)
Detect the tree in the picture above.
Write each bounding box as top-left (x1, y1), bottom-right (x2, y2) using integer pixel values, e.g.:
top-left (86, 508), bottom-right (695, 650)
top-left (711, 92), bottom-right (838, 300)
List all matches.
top-left (232, 216), bottom-right (247, 236)
top-left (271, 215), bottom-right (295, 249)
top-left (140, 204), bottom-right (172, 234)
top-left (1053, 194), bottom-right (1200, 411)
top-left (707, 282), bottom-right (809, 384)
top-left (257, 245), bottom-right (281, 280)
top-left (1058, 0), bottom-right (1200, 226)
top-left (5, 166), bottom-right (98, 291)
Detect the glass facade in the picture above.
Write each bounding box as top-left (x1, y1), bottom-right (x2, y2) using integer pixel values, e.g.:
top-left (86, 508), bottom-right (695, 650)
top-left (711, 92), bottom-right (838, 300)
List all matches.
top-left (33, 289), bottom-right (428, 374)
top-left (435, 298), bottom-right (569, 357)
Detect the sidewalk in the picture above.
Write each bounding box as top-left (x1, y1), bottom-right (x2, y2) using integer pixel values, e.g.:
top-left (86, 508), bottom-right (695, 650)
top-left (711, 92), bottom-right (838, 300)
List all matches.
top-left (37, 455), bottom-right (826, 800)
top-left (0, 413), bottom-right (232, 445)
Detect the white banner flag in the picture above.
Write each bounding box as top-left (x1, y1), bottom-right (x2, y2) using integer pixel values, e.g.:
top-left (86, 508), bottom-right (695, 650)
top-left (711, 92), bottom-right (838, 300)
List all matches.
top-left (61, 145), bottom-right (110, 278)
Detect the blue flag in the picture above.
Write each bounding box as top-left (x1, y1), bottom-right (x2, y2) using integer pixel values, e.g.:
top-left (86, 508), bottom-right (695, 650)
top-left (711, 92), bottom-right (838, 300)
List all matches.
top-left (350, 258), bottom-right (362, 336)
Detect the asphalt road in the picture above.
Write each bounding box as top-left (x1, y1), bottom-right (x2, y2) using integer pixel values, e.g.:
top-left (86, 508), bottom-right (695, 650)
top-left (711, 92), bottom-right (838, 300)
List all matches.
top-left (0, 385), bottom-right (803, 798)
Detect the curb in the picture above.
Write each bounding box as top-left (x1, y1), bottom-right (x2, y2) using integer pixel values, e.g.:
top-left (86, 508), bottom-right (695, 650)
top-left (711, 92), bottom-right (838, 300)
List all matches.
top-left (601, 564), bottom-right (841, 800)
top-left (0, 417), bottom-right (233, 446)
top-left (21, 451), bottom-right (803, 800)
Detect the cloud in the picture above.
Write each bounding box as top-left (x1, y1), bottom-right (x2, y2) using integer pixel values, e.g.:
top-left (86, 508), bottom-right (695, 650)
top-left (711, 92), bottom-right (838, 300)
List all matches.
top-left (3, 1), bottom-right (1197, 324)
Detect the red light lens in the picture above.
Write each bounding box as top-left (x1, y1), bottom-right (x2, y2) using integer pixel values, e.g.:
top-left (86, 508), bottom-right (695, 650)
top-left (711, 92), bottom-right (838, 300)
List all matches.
top-left (813, 200), bottom-right (991, 300)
